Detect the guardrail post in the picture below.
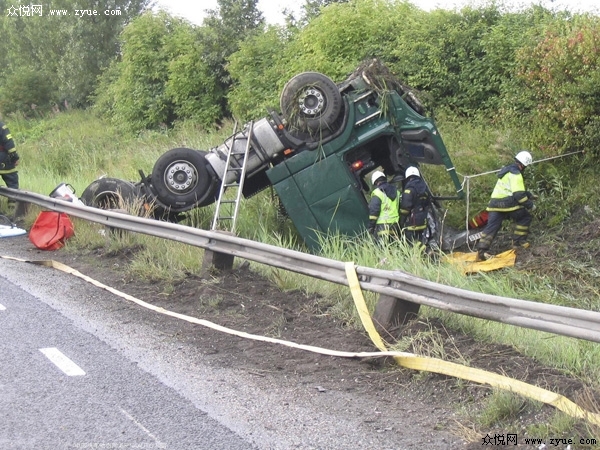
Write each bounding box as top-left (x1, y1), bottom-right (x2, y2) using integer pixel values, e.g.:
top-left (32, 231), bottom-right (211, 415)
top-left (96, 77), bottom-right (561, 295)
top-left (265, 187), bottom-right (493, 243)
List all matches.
top-left (14, 200), bottom-right (30, 220)
top-left (373, 295), bottom-right (420, 333)
top-left (201, 231), bottom-right (235, 275)
top-left (202, 250), bottom-right (234, 274)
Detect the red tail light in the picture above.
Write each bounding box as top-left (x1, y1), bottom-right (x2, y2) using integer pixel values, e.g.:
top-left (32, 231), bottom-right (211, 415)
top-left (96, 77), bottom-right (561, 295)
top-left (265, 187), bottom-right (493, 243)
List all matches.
top-left (351, 160), bottom-right (364, 171)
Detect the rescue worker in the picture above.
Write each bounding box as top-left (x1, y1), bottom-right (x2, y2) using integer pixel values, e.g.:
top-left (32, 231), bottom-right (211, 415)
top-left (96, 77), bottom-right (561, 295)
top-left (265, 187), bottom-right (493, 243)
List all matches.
top-left (0, 121), bottom-right (20, 196)
top-left (400, 166), bottom-right (432, 245)
top-left (367, 170), bottom-right (400, 242)
top-left (476, 150), bottom-right (535, 261)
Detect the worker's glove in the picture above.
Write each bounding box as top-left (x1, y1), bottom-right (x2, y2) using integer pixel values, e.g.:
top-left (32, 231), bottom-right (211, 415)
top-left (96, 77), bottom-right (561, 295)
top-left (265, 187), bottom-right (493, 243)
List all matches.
top-left (524, 201), bottom-right (536, 212)
top-left (367, 220), bottom-right (376, 235)
top-left (399, 215), bottom-right (407, 229)
top-left (7, 152), bottom-right (19, 165)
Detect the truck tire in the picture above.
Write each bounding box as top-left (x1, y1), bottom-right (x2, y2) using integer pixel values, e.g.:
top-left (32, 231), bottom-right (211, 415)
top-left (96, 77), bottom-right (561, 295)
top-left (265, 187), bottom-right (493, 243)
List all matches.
top-left (80, 178), bottom-right (140, 209)
top-left (150, 148), bottom-right (214, 211)
top-left (280, 72), bottom-right (343, 139)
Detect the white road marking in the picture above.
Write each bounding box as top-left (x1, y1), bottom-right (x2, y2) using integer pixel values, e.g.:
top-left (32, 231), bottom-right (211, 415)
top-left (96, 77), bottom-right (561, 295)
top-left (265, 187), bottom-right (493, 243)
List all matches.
top-left (120, 408), bottom-right (165, 448)
top-left (0, 304), bottom-right (6, 310)
top-left (39, 347), bottom-right (86, 376)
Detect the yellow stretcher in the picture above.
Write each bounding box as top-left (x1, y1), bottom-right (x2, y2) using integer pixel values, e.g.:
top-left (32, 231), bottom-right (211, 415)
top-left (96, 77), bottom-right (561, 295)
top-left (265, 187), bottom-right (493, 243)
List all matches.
top-left (445, 249), bottom-right (517, 274)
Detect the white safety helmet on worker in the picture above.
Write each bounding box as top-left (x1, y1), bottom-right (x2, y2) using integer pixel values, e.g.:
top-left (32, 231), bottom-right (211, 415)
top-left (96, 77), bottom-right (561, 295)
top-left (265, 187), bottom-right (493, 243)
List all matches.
top-left (405, 166), bottom-right (420, 178)
top-left (371, 171), bottom-right (386, 185)
top-left (515, 150), bottom-right (533, 167)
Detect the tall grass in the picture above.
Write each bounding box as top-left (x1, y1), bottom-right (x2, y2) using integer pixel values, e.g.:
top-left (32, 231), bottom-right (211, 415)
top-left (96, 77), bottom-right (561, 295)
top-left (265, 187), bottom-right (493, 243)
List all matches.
top-left (420, 113), bottom-right (520, 226)
top-left (316, 233), bottom-right (600, 382)
top-left (11, 110), bottom-right (234, 197)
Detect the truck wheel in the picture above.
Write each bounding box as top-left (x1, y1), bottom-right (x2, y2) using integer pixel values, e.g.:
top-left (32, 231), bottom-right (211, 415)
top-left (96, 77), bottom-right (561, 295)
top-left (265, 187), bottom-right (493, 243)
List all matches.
top-left (80, 178), bottom-right (140, 209)
top-left (150, 148), bottom-right (213, 211)
top-left (280, 72), bottom-right (343, 138)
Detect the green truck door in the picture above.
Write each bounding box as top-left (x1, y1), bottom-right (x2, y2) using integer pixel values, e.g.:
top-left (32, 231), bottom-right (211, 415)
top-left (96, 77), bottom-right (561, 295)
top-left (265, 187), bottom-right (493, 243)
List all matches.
top-left (269, 154), bottom-right (367, 249)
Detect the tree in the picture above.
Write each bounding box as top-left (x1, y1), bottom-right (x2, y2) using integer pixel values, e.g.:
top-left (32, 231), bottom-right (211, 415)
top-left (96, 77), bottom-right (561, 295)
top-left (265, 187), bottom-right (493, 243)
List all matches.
top-left (515, 15), bottom-right (600, 157)
top-left (201, 0), bottom-right (265, 114)
top-left (0, 0), bottom-right (151, 115)
top-left (95, 12), bottom-right (224, 131)
top-left (299, 0), bottom-right (350, 24)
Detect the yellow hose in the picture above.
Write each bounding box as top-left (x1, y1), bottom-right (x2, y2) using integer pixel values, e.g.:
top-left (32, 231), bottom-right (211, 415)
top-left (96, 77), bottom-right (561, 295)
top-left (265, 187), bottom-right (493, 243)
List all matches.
top-left (344, 261), bottom-right (600, 427)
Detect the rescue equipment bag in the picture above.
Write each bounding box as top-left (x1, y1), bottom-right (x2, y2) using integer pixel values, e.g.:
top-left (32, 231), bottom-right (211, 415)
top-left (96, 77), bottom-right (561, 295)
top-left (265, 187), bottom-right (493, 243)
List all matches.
top-left (28, 211), bottom-right (74, 250)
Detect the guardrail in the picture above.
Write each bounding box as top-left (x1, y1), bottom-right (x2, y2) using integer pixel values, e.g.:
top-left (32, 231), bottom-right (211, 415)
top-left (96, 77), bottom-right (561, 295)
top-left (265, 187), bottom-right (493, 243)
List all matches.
top-left (2, 186), bottom-right (600, 343)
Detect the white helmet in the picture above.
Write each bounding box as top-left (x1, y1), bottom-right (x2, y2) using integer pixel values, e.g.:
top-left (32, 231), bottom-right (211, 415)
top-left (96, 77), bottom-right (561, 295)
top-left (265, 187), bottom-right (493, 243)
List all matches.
top-left (405, 166), bottom-right (420, 178)
top-left (515, 150), bottom-right (533, 167)
top-left (371, 171), bottom-right (386, 185)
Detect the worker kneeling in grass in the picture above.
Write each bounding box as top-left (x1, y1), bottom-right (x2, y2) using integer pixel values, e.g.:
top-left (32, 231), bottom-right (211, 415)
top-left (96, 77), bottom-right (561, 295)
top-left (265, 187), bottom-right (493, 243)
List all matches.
top-left (476, 151), bottom-right (535, 261)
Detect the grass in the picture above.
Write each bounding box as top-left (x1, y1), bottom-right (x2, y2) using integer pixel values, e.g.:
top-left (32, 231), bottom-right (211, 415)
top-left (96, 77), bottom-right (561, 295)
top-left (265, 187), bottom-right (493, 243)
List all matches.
top-left (10, 109), bottom-right (598, 331)
top-left (10, 109), bottom-right (234, 199)
top-left (477, 389), bottom-right (535, 428)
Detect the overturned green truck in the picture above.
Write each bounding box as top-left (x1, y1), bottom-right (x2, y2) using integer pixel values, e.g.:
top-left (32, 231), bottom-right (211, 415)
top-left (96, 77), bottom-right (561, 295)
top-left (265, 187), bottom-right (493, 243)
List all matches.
top-left (81, 60), bottom-right (470, 250)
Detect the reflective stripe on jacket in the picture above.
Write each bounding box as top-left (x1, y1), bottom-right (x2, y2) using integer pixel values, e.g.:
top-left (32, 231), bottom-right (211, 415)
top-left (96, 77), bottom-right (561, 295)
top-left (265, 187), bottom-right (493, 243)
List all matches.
top-left (0, 122), bottom-right (18, 174)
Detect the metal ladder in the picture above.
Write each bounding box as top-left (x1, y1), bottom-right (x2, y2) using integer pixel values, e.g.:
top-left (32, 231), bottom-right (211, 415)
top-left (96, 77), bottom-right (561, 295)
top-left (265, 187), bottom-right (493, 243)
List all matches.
top-left (210, 120), bottom-right (254, 233)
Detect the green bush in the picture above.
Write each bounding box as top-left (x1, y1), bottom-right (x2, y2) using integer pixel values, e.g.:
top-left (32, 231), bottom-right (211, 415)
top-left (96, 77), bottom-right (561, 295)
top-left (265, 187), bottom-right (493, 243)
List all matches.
top-left (227, 26), bottom-right (291, 120)
top-left (95, 12), bottom-right (177, 131)
top-left (0, 68), bottom-right (56, 117)
top-left (228, 0), bottom-right (423, 119)
top-left (514, 15), bottom-right (600, 159)
top-left (95, 12), bottom-right (223, 132)
top-left (165, 26), bottom-right (224, 127)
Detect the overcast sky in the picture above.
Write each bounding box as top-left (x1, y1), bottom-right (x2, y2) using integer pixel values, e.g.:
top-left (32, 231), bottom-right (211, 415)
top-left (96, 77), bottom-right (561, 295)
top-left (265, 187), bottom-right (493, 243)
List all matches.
top-left (154, 0), bottom-right (599, 26)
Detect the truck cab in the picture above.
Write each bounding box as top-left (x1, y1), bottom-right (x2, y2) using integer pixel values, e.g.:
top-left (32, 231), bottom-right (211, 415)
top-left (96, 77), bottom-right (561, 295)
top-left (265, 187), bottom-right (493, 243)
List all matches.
top-left (265, 66), bottom-right (462, 248)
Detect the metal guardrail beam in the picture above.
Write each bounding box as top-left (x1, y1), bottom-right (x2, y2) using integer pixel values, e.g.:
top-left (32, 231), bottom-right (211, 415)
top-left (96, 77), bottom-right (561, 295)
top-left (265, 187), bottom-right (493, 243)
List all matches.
top-left (2, 186), bottom-right (600, 343)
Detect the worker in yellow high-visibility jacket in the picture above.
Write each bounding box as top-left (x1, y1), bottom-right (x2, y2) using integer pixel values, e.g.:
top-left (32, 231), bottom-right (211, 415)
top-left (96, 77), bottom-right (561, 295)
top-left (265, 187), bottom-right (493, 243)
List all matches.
top-left (368, 171), bottom-right (401, 242)
top-left (476, 151), bottom-right (535, 261)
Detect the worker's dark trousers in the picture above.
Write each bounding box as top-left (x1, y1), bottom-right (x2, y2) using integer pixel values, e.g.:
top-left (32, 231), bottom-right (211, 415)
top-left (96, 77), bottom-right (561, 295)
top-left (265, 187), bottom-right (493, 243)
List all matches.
top-left (1, 172), bottom-right (19, 189)
top-left (403, 228), bottom-right (425, 246)
top-left (1, 172), bottom-right (19, 204)
top-left (373, 222), bottom-right (401, 243)
top-left (476, 208), bottom-right (532, 252)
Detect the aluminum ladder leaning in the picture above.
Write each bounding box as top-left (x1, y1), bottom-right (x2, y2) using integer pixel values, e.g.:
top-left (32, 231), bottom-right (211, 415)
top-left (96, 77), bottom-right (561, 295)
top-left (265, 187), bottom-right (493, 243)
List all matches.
top-left (210, 120), bottom-right (254, 233)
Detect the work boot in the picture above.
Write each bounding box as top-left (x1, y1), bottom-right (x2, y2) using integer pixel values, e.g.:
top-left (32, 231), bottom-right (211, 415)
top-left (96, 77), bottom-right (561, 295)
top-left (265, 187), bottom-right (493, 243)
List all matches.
top-left (476, 250), bottom-right (493, 262)
top-left (512, 241), bottom-right (530, 249)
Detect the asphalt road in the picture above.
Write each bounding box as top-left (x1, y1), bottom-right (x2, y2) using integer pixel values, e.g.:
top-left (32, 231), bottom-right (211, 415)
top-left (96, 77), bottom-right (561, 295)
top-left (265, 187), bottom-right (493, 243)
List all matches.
top-left (0, 273), bottom-right (255, 450)
top-left (0, 241), bottom-right (464, 450)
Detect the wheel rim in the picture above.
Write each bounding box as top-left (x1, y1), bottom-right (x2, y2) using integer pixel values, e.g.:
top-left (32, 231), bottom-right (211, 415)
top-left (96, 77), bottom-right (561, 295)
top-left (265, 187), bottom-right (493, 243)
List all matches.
top-left (298, 87), bottom-right (325, 116)
top-left (93, 191), bottom-right (123, 209)
top-left (164, 160), bottom-right (198, 194)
